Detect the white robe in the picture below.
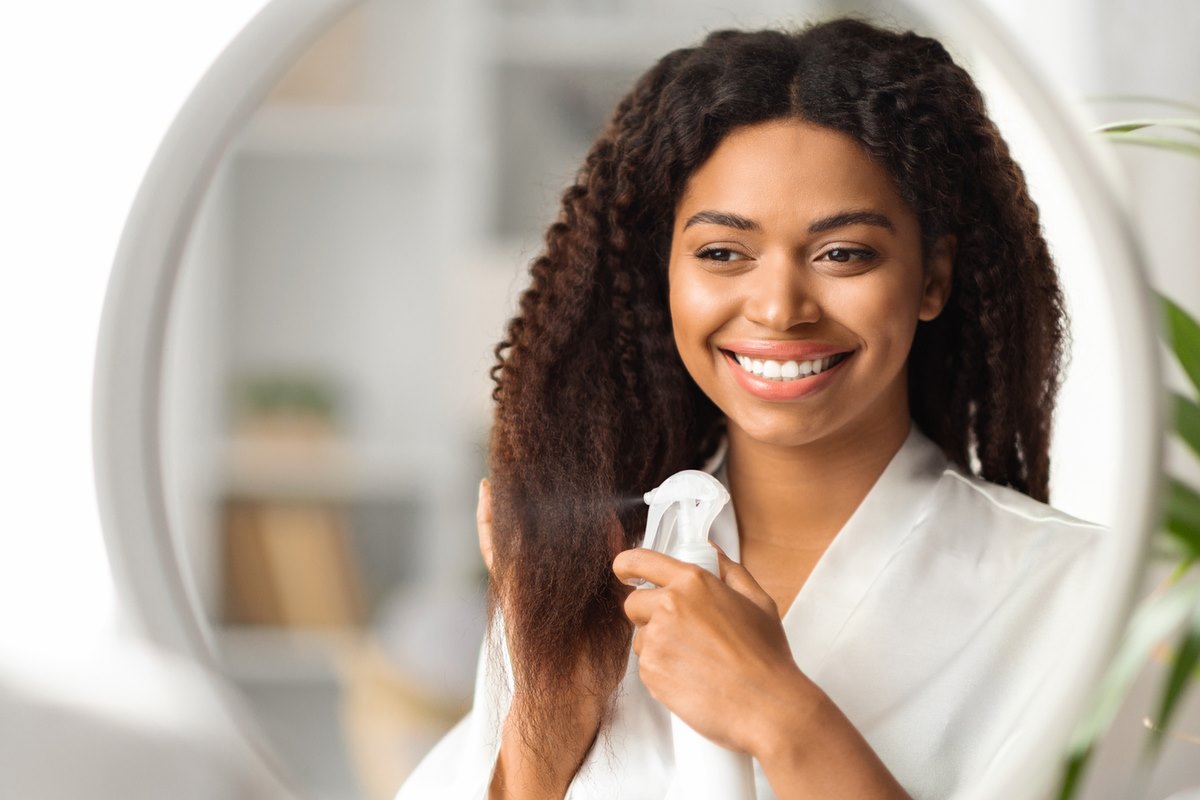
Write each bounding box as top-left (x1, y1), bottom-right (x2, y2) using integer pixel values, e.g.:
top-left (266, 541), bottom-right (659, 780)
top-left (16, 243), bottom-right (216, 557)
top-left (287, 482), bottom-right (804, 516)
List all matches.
top-left (396, 422), bottom-right (1102, 799)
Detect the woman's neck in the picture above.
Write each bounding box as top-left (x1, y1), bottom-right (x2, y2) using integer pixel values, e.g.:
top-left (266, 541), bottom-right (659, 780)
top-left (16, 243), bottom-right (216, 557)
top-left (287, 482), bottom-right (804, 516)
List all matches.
top-left (724, 409), bottom-right (912, 564)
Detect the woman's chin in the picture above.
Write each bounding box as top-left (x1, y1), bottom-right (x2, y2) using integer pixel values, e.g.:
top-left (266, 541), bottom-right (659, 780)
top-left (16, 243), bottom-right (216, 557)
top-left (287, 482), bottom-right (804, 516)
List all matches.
top-left (726, 414), bottom-right (837, 450)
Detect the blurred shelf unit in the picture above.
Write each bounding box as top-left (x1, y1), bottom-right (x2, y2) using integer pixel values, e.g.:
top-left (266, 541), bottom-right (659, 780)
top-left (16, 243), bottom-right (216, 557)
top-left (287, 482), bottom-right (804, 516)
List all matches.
top-left (220, 437), bottom-right (441, 502)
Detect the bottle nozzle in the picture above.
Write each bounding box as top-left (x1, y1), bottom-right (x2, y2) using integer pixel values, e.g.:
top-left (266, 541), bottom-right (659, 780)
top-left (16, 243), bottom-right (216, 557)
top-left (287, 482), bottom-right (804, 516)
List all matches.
top-left (641, 470), bottom-right (730, 560)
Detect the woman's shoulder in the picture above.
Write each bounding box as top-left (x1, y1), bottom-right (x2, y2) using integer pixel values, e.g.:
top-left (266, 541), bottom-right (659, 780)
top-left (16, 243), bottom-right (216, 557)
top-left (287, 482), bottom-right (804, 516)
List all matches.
top-left (916, 460), bottom-right (1105, 571)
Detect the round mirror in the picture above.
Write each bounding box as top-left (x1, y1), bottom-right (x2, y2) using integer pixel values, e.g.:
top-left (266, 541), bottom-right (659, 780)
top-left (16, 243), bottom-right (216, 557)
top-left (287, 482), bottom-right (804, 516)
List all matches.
top-left (94, 1), bottom-right (1161, 798)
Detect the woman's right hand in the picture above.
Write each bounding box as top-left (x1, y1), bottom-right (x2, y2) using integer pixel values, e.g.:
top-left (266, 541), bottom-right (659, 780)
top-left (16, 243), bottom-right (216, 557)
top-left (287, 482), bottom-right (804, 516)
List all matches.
top-left (478, 478), bottom-right (605, 799)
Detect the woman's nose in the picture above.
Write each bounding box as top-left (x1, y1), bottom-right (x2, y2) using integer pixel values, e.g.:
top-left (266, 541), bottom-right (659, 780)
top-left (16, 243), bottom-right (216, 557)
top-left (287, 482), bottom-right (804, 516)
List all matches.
top-left (741, 255), bottom-right (821, 331)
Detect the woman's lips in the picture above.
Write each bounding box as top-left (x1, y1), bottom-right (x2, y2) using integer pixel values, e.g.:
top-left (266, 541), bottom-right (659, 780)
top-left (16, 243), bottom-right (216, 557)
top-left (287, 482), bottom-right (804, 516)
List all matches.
top-left (719, 339), bottom-right (852, 361)
top-left (721, 348), bottom-right (852, 401)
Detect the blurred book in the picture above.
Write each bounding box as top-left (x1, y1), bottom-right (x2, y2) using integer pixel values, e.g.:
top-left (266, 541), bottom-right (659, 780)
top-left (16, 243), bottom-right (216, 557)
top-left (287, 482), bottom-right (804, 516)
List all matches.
top-left (222, 499), bottom-right (364, 629)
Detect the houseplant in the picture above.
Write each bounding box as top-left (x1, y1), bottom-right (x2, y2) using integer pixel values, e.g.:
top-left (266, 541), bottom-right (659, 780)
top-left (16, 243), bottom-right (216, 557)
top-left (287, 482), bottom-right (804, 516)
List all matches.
top-left (1058, 101), bottom-right (1200, 799)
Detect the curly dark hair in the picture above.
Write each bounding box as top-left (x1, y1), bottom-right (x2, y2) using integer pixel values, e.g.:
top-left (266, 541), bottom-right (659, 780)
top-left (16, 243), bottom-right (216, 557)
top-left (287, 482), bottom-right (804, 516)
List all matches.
top-left (486, 17), bottom-right (1067, 765)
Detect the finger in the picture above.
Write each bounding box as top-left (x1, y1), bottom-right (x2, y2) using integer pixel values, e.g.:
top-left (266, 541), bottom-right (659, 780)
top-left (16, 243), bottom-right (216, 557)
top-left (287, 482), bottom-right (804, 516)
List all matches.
top-left (476, 478), bottom-right (494, 572)
top-left (622, 585), bottom-right (666, 626)
top-left (613, 547), bottom-right (705, 588)
top-left (715, 547), bottom-right (777, 616)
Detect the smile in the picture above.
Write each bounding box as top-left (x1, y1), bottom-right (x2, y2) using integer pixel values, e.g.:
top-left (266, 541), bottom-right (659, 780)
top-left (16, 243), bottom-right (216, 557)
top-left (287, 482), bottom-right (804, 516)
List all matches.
top-left (727, 351), bottom-right (851, 382)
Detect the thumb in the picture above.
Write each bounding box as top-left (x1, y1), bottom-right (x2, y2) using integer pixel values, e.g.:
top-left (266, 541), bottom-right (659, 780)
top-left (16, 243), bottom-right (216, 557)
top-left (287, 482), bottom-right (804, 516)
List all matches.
top-left (714, 545), bottom-right (777, 617)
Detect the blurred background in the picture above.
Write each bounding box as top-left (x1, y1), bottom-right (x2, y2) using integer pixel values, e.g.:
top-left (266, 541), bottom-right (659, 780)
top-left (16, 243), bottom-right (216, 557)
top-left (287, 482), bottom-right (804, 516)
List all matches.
top-left (3, 0), bottom-right (1200, 798)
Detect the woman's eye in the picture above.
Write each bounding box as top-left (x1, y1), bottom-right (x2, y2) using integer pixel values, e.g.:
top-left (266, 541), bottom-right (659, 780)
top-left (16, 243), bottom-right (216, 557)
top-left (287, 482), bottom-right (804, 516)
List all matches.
top-left (821, 247), bottom-right (876, 264)
top-left (695, 246), bottom-right (745, 263)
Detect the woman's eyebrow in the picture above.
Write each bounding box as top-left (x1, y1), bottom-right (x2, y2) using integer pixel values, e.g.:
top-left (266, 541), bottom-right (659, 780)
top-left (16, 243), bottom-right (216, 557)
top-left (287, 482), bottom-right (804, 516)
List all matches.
top-left (807, 209), bottom-right (896, 234)
top-left (682, 210), bottom-right (760, 231)
top-left (681, 208), bottom-right (896, 234)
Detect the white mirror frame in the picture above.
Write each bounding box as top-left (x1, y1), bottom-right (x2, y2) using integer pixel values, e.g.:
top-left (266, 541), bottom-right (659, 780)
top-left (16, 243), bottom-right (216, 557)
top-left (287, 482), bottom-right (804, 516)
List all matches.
top-left (93, 1), bottom-right (1163, 798)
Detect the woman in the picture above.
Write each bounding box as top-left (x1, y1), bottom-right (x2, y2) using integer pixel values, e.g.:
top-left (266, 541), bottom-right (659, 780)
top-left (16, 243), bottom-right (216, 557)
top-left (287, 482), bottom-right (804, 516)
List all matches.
top-left (399, 17), bottom-right (1101, 800)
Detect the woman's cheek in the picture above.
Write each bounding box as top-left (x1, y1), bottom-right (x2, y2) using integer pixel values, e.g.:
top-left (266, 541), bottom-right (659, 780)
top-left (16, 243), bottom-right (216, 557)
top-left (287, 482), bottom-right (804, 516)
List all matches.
top-left (671, 279), bottom-right (724, 359)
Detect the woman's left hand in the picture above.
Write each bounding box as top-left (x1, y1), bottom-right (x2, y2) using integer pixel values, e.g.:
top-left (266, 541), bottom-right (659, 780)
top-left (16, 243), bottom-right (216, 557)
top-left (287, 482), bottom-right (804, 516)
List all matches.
top-left (612, 546), bottom-right (821, 758)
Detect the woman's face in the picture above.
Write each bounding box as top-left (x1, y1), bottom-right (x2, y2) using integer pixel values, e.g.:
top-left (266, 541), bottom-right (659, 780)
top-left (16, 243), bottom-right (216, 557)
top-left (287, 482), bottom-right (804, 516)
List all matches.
top-left (668, 119), bottom-right (953, 450)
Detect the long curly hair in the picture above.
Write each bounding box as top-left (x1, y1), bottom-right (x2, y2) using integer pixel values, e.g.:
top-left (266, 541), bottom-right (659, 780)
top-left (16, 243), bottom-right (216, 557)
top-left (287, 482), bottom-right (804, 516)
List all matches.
top-left (486, 17), bottom-right (1067, 763)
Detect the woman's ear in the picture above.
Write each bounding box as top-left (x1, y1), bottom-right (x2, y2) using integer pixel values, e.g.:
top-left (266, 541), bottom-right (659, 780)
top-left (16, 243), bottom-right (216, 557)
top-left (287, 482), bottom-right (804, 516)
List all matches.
top-left (476, 478), bottom-right (495, 573)
top-left (919, 233), bottom-right (956, 321)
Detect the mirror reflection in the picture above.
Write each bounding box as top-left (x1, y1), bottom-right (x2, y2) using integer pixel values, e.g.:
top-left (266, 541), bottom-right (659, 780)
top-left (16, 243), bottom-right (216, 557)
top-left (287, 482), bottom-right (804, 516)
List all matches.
top-left (158, 1), bottom-right (1123, 798)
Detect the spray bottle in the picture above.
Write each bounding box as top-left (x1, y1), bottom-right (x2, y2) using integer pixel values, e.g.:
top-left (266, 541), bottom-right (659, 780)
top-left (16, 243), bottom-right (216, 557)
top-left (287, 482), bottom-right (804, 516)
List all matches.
top-left (640, 470), bottom-right (757, 800)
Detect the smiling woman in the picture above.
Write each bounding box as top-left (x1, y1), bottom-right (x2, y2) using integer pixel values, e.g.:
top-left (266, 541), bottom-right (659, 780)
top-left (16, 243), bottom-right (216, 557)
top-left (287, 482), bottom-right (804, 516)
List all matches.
top-left (400, 18), bottom-right (1105, 800)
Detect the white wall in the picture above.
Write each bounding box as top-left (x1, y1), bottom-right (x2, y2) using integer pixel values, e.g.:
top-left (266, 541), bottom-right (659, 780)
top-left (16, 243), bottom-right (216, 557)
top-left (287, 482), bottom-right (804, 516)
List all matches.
top-left (0, 1), bottom-right (270, 651)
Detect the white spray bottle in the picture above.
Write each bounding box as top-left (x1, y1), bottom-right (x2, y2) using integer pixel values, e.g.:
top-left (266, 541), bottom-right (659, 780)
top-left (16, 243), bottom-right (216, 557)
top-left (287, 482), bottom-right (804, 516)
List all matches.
top-left (640, 470), bottom-right (756, 800)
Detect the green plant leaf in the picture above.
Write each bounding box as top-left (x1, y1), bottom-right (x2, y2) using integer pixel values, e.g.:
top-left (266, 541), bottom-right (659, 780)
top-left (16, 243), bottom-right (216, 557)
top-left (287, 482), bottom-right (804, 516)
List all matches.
top-left (1059, 577), bottom-right (1200, 800)
top-left (1103, 133), bottom-right (1200, 158)
top-left (1174, 392), bottom-right (1200, 462)
top-left (1094, 118), bottom-right (1200, 135)
top-left (1150, 534), bottom-right (1189, 564)
top-left (1056, 751), bottom-right (1090, 800)
top-left (1168, 556), bottom-right (1198, 586)
top-left (1147, 605), bottom-right (1200, 752)
top-left (1162, 295), bottom-right (1200, 395)
top-left (1166, 479), bottom-right (1200, 557)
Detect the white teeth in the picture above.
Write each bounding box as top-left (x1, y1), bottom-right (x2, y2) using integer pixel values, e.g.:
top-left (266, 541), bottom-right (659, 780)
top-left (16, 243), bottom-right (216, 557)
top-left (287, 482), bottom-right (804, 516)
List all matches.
top-left (731, 351), bottom-right (848, 382)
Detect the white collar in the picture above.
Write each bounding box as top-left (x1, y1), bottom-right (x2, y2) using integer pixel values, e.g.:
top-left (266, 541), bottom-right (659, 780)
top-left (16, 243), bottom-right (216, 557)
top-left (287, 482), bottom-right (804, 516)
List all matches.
top-left (704, 421), bottom-right (949, 674)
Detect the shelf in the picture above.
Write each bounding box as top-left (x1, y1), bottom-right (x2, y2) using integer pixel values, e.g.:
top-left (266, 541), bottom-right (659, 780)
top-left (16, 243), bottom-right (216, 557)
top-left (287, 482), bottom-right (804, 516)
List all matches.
top-left (234, 105), bottom-right (432, 159)
top-left (220, 436), bottom-right (439, 501)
